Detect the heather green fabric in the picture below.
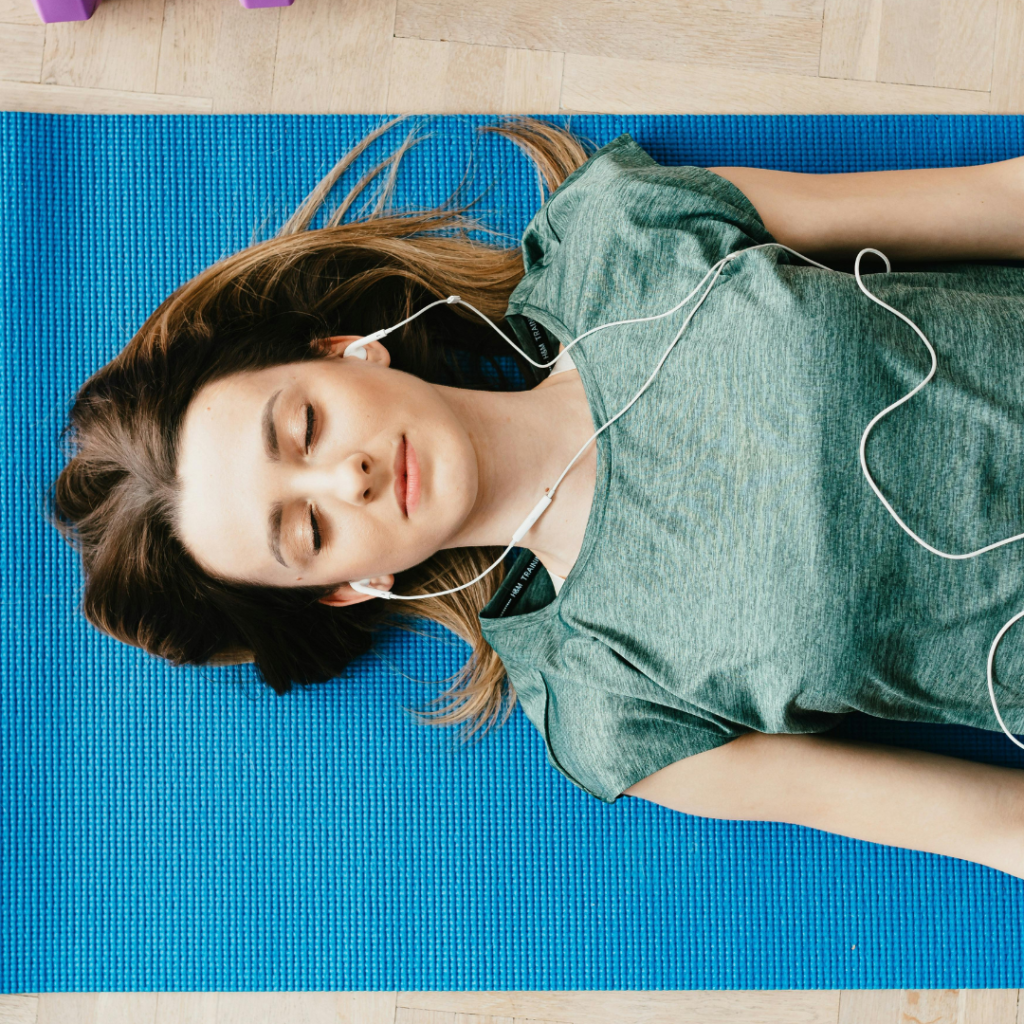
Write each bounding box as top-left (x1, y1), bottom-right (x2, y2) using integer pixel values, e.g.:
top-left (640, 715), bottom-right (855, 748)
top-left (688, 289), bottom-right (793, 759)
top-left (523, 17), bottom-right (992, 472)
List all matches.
top-left (478, 134), bottom-right (1024, 803)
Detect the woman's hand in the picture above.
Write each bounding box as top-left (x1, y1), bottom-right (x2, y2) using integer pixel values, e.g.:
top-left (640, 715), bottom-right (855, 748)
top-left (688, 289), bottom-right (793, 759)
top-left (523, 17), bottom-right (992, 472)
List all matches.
top-left (710, 158), bottom-right (1024, 265)
top-left (624, 732), bottom-right (1024, 879)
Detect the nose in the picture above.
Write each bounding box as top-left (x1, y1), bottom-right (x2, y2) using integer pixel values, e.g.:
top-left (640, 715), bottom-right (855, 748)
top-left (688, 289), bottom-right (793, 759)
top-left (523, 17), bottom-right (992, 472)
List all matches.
top-left (295, 452), bottom-right (380, 506)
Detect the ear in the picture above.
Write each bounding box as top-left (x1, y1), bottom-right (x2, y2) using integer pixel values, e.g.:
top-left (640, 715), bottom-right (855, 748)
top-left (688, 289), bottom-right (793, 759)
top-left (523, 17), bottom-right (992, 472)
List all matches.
top-left (324, 334), bottom-right (391, 367)
top-left (319, 575), bottom-right (395, 607)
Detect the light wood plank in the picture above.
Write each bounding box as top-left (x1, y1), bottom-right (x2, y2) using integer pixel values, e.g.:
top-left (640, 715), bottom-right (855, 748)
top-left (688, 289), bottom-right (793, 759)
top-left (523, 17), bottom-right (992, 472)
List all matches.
top-left (395, 1012), bottom-right (521, 1024)
top-left (0, 0), bottom-right (40, 25)
top-left (395, 0), bottom-right (824, 77)
top-left (0, 79), bottom-right (212, 111)
top-left (398, 0), bottom-right (825, 28)
top-left (397, 990), bottom-right (840, 1024)
top-left (335, 992), bottom-right (398, 1024)
top-left (40, 0), bottom-right (165, 92)
top-left (875, 0), bottom-right (998, 90)
top-left (214, 993), bottom-right (339, 1024)
top-left (394, 1013), bottom-right (550, 1024)
top-left (271, 0), bottom-right (396, 113)
top-left (0, 21), bottom-right (44, 81)
top-left (0, 994), bottom-right (39, 1024)
top-left (157, 0), bottom-right (279, 113)
top-left (37, 994), bottom-right (97, 1024)
top-left (899, 990), bottom-right (959, 1024)
top-left (154, 993), bottom-right (218, 1024)
top-left (387, 37), bottom-right (506, 113)
top-left (562, 51), bottom-right (993, 114)
top-left (1019, 987), bottom-right (1024, 1024)
top-left (933, 0), bottom-right (999, 90)
top-left (381, 38), bottom-right (563, 114)
top-left (92, 994), bottom-right (158, 1024)
top-left (838, 989), bottom-right (900, 1024)
top-left (991, 0), bottom-right (1024, 112)
top-left (268, 0), bottom-right (336, 111)
top-left (875, 0), bottom-right (938, 88)
top-left (396, 1012), bottom-right (456, 1024)
top-left (822, 0), bottom-right (998, 89)
top-left (961, 989), bottom-right (1020, 1024)
top-left (155, 0), bottom-right (221, 98)
top-left (819, 0), bottom-right (885, 80)
top-left (208, 1), bottom-right (279, 114)
top-left (502, 46), bottom-right (563, 113)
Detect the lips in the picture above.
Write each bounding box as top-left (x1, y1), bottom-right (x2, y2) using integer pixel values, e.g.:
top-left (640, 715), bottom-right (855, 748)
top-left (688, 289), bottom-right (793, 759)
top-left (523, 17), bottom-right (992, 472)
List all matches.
top-left (405, 438), bottom-right (420, 515)
top-left (393, 435), bottom-right (421, 517)
top-left (394, 437), bottom-right (408, 516)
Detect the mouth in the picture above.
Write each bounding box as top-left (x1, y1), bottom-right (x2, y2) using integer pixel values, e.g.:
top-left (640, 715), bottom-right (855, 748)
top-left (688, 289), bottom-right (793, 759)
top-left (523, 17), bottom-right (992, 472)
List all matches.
top-left (394, 436), bottom-right (408, 517)
top-left (405, 437), bottom-right (420, 515)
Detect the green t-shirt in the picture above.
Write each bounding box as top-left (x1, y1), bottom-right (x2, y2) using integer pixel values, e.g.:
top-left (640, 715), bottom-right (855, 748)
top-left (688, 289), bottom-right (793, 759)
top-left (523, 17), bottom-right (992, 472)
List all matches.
top-left (478, 134), bottom-right (1024, 803)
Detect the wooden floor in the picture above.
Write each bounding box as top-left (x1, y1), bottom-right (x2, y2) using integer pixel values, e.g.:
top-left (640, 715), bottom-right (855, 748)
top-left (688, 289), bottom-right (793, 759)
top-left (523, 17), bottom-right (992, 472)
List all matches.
top-left (2, 0), bottom-right (1024, 114)
top-left (4, 0), bottom-right (1024, 1020)
top-left (0, 990), bottom-right (1021, 1023)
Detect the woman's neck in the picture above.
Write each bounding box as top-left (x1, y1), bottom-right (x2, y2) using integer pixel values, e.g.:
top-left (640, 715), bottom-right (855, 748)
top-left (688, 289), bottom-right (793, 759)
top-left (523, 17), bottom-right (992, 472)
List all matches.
top-left (435, 374), bottom-right (596, 576)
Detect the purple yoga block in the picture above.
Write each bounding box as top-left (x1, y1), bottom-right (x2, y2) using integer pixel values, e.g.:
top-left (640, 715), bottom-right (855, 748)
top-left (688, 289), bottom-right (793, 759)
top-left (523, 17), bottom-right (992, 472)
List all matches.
top-left (33, 0), bottom-right (98, 22)
top-left (239, 0), bottom-right (294, 7)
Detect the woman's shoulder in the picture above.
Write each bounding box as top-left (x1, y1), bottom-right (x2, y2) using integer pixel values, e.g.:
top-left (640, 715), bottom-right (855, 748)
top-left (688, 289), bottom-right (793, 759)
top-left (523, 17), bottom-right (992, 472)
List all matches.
top-left (519, 133), bottom-right (770, 269)
top-left (500, 645), bottom-right (742, 805)
top-left (508, 135), bottom-right (773, 336)
top-left (478, 561), bottom-right (742, 804)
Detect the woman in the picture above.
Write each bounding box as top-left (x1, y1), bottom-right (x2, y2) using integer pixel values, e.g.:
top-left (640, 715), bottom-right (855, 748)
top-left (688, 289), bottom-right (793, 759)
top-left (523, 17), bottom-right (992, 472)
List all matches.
top-left (53, 119), bottom-right (1024, 879)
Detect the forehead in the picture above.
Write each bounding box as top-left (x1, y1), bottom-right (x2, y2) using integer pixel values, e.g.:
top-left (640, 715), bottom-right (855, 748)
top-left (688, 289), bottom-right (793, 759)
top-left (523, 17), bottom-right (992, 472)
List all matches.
top-left (174, 367), bottom-right (285, 579)
top-left (179, 368), bottom-right (278, 476)
top-left (187, 366), bottom-right (273, 420)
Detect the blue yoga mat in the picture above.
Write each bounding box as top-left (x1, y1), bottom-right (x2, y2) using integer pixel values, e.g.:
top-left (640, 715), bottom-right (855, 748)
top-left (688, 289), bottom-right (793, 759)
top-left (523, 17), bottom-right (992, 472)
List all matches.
top-left (3, 112), bottom-right (1024, 993)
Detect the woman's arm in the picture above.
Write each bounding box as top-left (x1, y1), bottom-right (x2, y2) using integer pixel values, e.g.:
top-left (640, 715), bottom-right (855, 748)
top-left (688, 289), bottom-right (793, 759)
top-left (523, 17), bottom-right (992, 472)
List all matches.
top-left (624, 733), bottom-right (1024, 878)
top-left (710, 159), bottom-right (1024, 264)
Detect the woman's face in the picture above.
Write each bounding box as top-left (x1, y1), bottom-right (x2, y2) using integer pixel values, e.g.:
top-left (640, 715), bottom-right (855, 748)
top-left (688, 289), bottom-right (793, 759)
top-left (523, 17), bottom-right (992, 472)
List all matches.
top-left (175, 338), bottom-right (478, 596)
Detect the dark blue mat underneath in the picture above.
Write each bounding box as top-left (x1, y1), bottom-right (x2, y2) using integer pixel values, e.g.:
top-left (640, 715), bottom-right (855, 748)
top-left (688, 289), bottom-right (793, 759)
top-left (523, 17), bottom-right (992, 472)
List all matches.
top-left (2, 113), bottom-right (1024, 992)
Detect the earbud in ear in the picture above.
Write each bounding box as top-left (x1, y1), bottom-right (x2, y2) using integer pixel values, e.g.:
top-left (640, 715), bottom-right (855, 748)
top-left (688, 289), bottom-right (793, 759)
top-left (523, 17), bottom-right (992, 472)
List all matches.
top-left (342, 328), bottom-right (391, 360)
top-left (350, 579), bottom-right (395, 599)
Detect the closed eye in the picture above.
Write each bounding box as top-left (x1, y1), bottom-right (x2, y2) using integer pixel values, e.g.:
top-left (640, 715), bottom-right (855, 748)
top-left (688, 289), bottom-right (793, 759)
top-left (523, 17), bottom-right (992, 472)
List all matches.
top-left (310, 505), bottom-right (321, 554)
top-left (305, 404), bottom-right (316, 453)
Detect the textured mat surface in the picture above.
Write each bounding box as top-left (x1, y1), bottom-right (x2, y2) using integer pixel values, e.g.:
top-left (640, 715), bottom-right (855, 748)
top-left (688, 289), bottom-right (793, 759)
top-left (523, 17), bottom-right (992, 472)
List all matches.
top-left (2, 112), bottom-right (1024, 992)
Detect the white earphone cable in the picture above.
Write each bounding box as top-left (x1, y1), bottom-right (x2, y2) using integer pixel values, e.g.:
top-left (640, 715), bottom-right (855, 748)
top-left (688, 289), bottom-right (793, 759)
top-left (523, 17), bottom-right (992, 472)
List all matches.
top-left (848, 249), bottom-right (1024, 751)
top-left (348, 242), bottom-right (1024, 750)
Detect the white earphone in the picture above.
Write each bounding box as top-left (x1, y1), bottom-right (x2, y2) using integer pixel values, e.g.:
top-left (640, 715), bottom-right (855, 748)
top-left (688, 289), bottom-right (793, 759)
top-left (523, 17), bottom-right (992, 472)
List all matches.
top-left (341, 244), bottom-right (1024, 750)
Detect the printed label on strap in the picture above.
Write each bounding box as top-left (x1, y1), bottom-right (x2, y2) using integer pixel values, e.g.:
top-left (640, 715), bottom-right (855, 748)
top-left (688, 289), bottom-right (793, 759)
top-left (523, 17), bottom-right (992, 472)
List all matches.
top-left (524, 318), bottom-right (554, 365)
top-left (497, 556), bottom-right (542, 617)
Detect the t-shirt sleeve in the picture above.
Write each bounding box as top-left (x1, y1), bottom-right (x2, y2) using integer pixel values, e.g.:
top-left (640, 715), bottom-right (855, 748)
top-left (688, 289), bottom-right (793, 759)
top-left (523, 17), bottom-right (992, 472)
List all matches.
top-left (512, 665), bottom-right (744, 804)
top-left (516, 133), bottom-right (774, 291)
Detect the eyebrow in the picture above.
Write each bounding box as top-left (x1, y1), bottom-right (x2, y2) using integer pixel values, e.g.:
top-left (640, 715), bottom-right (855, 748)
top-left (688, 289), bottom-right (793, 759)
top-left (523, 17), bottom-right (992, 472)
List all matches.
top-left (262, 388), bottom-right (282, 462)
top-left (268, 502), bottom-right (287, 568)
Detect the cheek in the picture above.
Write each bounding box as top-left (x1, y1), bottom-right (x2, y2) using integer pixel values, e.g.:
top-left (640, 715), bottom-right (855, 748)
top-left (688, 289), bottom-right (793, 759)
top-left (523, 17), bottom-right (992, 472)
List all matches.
top-left (334, 376), bottom-right (394, 433)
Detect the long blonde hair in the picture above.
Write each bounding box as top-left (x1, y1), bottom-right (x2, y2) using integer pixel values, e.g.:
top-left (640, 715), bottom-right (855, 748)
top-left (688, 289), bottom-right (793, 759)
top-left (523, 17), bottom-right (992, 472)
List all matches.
top-left (52, 117), bottom-right (589, 739)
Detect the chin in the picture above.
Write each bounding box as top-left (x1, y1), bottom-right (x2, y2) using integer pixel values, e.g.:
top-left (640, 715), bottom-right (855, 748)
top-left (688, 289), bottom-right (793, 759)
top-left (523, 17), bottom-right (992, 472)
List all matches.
top-left (428, 440), bottom-right (476, 509)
